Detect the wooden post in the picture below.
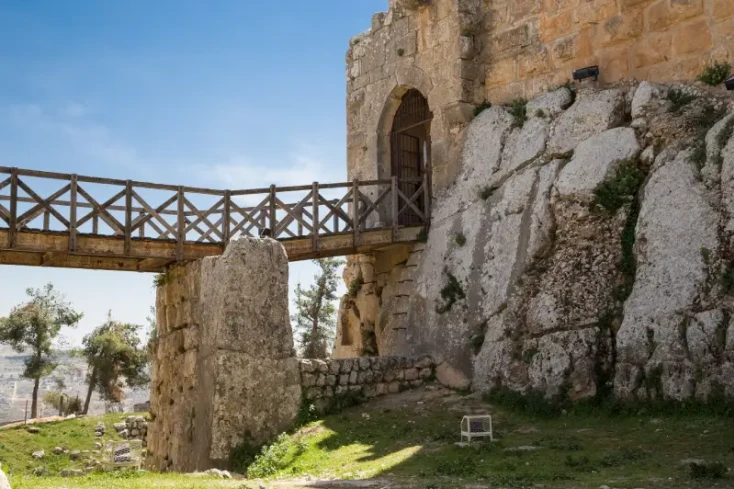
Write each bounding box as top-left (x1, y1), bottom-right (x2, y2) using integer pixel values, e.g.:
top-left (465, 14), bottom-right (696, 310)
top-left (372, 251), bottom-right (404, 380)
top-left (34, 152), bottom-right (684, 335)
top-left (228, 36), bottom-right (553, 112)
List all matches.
top-left (124, 181), bottom-right (132, 255)
top-left (138, 212), bottom-right (145, 238)
top-left (8, 168), bottom-right (17, 248)
top-left (92, 215), bottom-right (99, 234)
top-left (69, 174), bottom-right (78, 252)
top-left (43, 211), bottom-right (50, 231)
top-left (352, 179), bottom-right (360, 247)
top-left (24, 400), bottom-right (28, 424)
top-left (391, 175), bottom-right (399, 236)
top-left (177, 186), bottom-right (184, 259)
top-left (333, 207), bottom-right (338, 233)
top-left (269, 185), bottom-right (276, 237)
top-left (223, 190), bottom-right (231, 244)
top-left (422, 171), bottom-right (431, 223)
top-left (312, 182), bottom-right (319, 252)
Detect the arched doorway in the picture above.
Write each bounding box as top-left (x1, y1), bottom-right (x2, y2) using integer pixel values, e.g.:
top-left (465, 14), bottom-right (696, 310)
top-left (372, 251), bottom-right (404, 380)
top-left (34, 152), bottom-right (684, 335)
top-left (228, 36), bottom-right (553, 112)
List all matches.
top-left (389, 89), bottom-right (432, 226)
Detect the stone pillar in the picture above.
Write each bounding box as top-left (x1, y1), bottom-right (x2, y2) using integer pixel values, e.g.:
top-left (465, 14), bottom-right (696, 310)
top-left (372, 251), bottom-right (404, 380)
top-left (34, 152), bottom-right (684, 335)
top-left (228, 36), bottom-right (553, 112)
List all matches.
top-left (148, 237), bottom-right (302, 472)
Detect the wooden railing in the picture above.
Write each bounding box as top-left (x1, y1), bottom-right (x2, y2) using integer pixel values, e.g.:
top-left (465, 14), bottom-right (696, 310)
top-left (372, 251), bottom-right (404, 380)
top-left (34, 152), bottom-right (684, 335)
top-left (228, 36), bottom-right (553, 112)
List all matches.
top-left (0, 167), bottom-right (430, 262)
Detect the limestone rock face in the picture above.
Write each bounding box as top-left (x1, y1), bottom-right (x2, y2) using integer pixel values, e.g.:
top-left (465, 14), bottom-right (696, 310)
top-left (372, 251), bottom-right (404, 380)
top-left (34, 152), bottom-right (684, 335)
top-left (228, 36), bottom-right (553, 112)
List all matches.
top-left (555, 127), bottom-right (641, 201)
top-left (339, 83), bottom-right (734, 403)
top-left (148, 237), bottom-right (301, 472)
top-left (548, 89), bottom-right (626, 156)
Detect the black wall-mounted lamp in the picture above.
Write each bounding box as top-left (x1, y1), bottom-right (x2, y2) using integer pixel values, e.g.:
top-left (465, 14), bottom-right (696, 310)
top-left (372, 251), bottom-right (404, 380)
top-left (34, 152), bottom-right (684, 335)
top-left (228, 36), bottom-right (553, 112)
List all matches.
top-left (573, 66), bottom-right (600, 82)
top-left (726, 75), bottom-right (734, 91)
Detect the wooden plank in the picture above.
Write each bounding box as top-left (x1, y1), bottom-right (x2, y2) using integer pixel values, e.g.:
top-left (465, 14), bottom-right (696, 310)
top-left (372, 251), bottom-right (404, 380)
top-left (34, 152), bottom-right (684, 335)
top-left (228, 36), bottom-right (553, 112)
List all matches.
top-left (15, 180), bottom-right (71, 228)
top-left (16, 184), bottom-right (72, 228)
top-left (311, 183), bottom-right (319, 252)
top-left (352, 179), bottom-right (360, 247)
top-left (177, 187), bottom-right (184, 259)
top-left (8, 168), bottom-right (17, 248)
top-left (397, 186), bottom-right (426, 221)
top-left (69, 174), bottom-right (77, 252)
top-left (182, 196), bottom-right (224, 241)
top-left (223, 190), bottom-right (231, 244)
top-left (391, 176), bottom-right (398, 234)
top-left (43, 211), bottom-right (50, 231)
top-left (358, 187), bottom-right (391, 226)
top-left (75, 186), bottom-right (126, 233)
top-left (0, 203), bottom-right (10, 225)
top-left (269, 185), bottom-right (276, 237)
top-left (125, 181), bottom-right (132, 255)
top-left (422, 172), bottom-right (431, 223)
top-left (130, 192), bottom-right (178, 237)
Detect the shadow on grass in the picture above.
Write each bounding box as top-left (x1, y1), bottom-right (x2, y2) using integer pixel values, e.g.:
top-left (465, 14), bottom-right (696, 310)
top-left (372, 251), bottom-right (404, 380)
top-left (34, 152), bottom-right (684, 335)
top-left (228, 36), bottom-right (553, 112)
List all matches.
top-left (255, 390), bottom-right (734, 489)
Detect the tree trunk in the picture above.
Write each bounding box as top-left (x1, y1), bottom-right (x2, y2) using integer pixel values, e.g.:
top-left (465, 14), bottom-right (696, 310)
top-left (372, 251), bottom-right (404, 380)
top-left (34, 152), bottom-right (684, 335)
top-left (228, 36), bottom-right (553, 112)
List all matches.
top-left (30, 377), bottom-right (40, 419)
top-left (83, 368), bottom-right (96, 415)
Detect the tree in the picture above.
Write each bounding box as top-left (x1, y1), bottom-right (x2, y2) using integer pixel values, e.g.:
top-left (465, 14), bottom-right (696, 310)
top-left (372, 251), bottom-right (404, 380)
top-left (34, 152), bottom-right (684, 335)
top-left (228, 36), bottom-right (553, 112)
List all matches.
top-left (0, 283), bottom-right (82, 419)
top-left (81, 314), bottom-right (150, 414)
top-left (292, 258), bottom-right (344, 358)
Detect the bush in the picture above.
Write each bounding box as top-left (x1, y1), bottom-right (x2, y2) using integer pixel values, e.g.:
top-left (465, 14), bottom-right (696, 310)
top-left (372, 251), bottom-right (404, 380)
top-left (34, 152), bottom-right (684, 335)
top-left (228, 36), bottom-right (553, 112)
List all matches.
top-left (348, 277), bottom-right (363, 298)
top-left (246, 433), bottom-right (307, 478)
top-left (454, 232), bottom-right (466, 247)
top-left (436, 271), bottom-right (465, 314)
top-left (667, 88), bottom-right (696, 113)
top-left (506, 99), bottom-right (528, 128)
top-left (698, 61), bottom-right (731, 86)
top-left (590, 158), bottom-right (645, 214)
top-left (474, 101), bottom-right (492, 117)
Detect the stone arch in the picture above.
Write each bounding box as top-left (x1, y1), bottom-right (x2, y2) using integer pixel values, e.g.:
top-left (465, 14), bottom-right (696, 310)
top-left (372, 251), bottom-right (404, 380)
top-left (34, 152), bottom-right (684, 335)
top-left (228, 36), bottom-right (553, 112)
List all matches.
top-left (376, 85), bottom-right (433, 225)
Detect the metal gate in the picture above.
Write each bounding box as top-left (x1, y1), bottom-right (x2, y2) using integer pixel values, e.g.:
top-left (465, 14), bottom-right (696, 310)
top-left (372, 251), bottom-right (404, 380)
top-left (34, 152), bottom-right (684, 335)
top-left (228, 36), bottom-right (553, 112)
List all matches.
top-left (390, 89), bottom-right (432, 227)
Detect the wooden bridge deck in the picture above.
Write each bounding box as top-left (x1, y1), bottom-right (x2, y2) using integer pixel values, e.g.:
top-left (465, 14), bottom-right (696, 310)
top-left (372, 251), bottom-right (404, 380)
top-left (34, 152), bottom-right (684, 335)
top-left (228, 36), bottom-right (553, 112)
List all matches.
top-left (0, 167), bottom-right (429, 272)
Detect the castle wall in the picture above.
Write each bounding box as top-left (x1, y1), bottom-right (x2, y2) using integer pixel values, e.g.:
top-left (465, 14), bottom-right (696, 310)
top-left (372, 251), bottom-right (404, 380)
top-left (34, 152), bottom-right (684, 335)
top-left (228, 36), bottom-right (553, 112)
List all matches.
top-left (340, 0), bottom-right (734, 400)
top-left (481, 0), bottom-right (734, 103)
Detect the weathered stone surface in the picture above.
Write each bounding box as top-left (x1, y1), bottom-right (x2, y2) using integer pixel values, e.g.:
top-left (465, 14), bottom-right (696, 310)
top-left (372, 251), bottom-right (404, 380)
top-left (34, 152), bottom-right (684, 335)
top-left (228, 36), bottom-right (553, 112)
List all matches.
top-left (0, 469), bottom-right (9, 489)
top-left (435, 363), bottom-right (471, 389)
top-left (526, 88), bottom-right (573, 118)
top-left (548, 89), bottom-right (626, 156)
top-left (341, 80), bottom-right (734, 404)
top-left (148, 237), bottom-right (301, 472)
top-left (615, 150), bottom-right (719, 400)
top-left (555, 127), bottom-right (641, 200)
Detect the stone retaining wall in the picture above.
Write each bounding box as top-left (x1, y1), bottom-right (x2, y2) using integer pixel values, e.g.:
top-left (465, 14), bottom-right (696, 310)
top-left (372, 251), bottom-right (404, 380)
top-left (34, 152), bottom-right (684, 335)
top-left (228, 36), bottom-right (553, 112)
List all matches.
top-left (299, 356), bottom-right (436, 411)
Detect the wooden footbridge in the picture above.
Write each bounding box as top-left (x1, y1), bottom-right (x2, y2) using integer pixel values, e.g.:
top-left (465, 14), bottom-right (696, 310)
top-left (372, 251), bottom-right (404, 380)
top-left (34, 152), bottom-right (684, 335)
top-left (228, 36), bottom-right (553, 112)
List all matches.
top-left (0, 167), bottom-right (429, 272)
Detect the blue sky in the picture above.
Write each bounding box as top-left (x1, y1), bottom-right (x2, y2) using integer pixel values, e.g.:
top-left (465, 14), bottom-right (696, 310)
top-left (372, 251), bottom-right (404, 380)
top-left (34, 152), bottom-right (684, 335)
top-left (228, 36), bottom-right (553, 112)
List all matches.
top-left (0, 0), bottom-right (387, 345)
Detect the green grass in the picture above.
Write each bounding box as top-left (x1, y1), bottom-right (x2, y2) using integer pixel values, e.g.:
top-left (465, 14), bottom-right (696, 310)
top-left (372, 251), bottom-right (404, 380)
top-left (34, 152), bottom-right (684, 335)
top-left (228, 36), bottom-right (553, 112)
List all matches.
top-left (0, 413), bottom-right (138, 477)
top-left (9, 472), bottom-right (243, 489)
top-left (236, 392), bottom-right (734, 488)
top-left (4, 396), bottom-right (734, 488)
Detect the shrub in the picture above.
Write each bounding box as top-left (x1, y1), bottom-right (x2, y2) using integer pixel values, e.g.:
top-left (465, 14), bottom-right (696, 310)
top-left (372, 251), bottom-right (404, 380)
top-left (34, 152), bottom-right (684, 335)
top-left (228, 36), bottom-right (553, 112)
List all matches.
top-left (246, 433), bottom-right (307, 478)
top-left (506, 99), bottom-right (528, 128)
top-left (474, 101), bottom-right (492, 117)
top-left (698, 61), bottom-right (731, 86)
top-left (348, 277), bottom-right (363, 298)
top-left (153, 272), bottom-right (170, 288)
top-left (721, 263), bottom-right (734, 293)
top-left (590, 158), bottom-right (645, 214)
top-left (667, 88), bottom-right (696, 113)
top-left (416, 228), bottom-right (429, 243)
top-left (436, 271), bottom-right (465, 314)
top-left (454, 232), bottom-right (466, 247)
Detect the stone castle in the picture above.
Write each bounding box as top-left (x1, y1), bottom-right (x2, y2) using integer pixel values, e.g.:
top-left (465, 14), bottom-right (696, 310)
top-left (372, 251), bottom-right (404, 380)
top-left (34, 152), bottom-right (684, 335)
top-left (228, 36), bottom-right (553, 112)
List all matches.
top-left (336, 0), bottom-right (734, 398)
top-left (148, 0), bottom-right (734, 472)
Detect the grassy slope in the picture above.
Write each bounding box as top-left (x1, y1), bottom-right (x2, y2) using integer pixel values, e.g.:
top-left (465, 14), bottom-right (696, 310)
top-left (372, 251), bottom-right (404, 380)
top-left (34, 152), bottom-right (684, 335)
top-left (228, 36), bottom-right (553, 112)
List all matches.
top-left (248, 388), bottom-right (734, 488)
top-left (2, 389), bottom-right (734, 489)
